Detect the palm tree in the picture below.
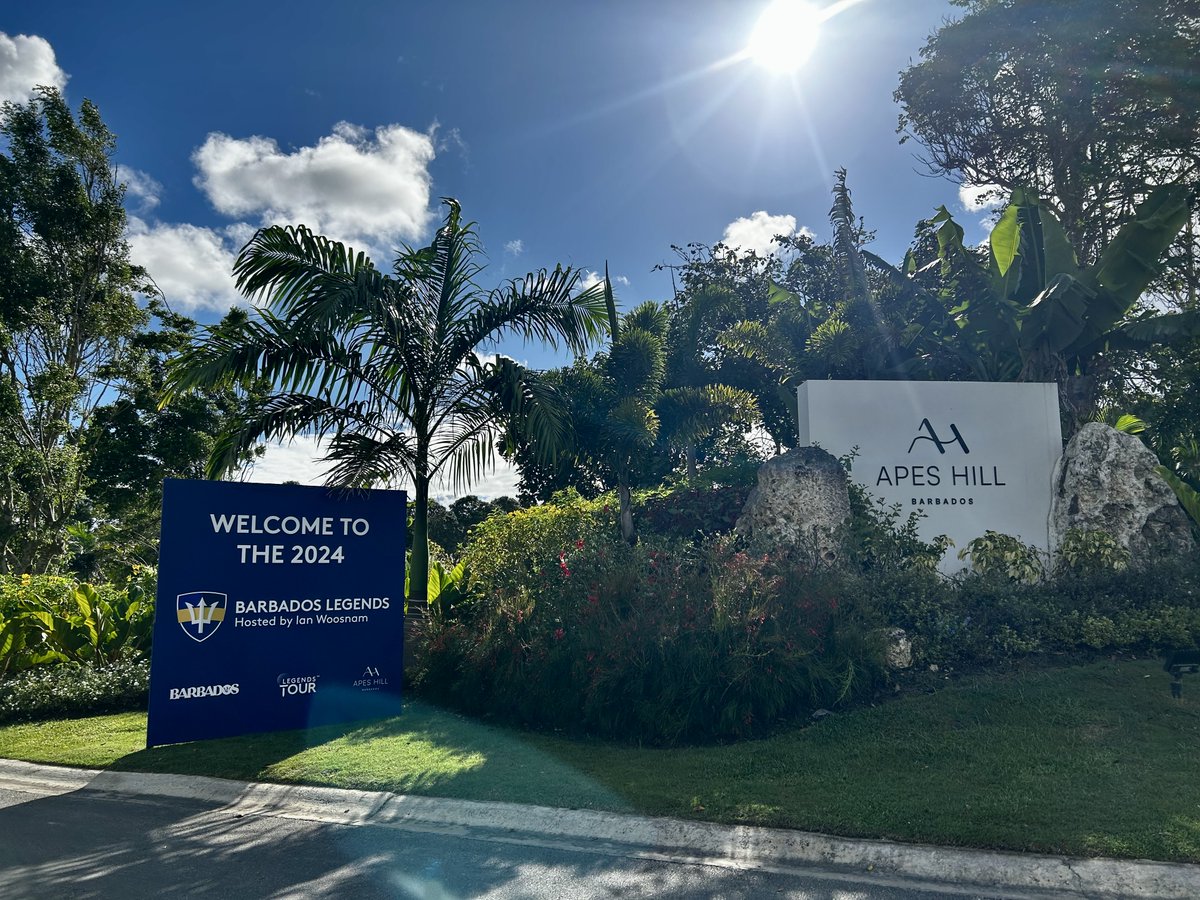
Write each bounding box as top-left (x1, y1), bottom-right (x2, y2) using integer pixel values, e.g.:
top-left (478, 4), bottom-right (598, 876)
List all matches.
top-left (164, 199), bottom-right (608, 604)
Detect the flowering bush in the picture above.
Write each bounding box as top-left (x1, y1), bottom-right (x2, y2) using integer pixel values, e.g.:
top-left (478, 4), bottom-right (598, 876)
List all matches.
top-left (0, 658), bottom-right (149, 723)
top-left (418, 533), bottom-right (886, 744)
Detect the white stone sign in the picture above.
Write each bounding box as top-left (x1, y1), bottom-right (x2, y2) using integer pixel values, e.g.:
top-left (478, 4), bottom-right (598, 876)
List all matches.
top-left (797, 381), bottom-right (1062, 572)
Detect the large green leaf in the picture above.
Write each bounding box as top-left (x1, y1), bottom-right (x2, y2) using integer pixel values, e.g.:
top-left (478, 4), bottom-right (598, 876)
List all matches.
top-left (1088, 310), bottom-right (1200, 353)
top-left (1036, 202), bottom-right (1080, 282)
top-left (989, 202), bottom-right (1023, 279)
top-left (1020, 273), bottom-right (1095, 353)
top-left (1089, 185), bottom-right (1191, 317)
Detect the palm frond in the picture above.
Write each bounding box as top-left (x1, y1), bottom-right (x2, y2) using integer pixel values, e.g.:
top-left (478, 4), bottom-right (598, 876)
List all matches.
top-left (206, 392), bottom-right (372, 479)
top-left (452, 265), bottom-right (609, 360)
top-left (830, 168), bottom-right (869, 303)
top-left (323, 430), bottom-right (418, 488)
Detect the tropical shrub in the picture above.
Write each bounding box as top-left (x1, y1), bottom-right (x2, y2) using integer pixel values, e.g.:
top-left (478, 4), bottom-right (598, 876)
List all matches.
top-left (870, 555), bottom-right (1200, 666)
top-left (419, 533), bottom-right (886, 744)
top-left (1055, 528), bottom-right (1131, 576)
top-left (0, 572), bottom-right (155, 677)
top-left (958, 531), bottom-right (1045, 583)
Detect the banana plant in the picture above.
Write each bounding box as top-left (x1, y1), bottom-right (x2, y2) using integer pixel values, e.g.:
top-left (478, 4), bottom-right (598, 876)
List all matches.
top-left (18, 583), bottom-right (151, 666)
top-left (921, 184), bottom-right (1198, 427)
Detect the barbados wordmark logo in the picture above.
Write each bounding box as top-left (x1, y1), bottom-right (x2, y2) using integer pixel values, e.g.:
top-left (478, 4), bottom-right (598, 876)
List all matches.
top-left (176, 591), bottom-right (228, 643)
top-left (908, 418), bottom-right (970, 455)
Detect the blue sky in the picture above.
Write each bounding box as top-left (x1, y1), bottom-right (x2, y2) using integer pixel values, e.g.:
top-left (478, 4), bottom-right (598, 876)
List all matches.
top-left (2, 0), bottom-right (991, 495)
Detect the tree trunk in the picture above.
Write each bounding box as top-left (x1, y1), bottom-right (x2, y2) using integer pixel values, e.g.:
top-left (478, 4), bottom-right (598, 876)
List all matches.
top-left (617, 470), bottom-right (636, 545)
top-left (685, 443), bottom-right (698, 485)
top-left (408, 474), bottom-right (430, 608)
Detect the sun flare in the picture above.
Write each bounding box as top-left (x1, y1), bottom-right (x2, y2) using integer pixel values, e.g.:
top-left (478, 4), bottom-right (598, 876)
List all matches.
top-left (748, 0), bottom-right (823, 73)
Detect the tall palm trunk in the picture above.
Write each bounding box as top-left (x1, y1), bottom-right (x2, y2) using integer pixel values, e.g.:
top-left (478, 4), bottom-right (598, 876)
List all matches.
top-left (409, 462), bottom-right (431, 609)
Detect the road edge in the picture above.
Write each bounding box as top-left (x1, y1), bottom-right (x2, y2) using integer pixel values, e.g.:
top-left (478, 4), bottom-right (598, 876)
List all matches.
top-left (1, 758), bottom-right (1196, 899)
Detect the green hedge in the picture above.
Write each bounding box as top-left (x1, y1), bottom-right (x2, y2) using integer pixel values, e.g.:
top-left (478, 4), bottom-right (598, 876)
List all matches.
top-left (0, 658), bottom-right (149, 724)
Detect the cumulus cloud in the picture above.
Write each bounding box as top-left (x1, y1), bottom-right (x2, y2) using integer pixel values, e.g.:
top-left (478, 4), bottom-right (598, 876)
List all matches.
top-left (721, 211), bottom-right (812, 256)
top-left (246, 433), bottom-right (520, 502)
top-left (504, 239), bottom-right (524, 256)
top-left (116, 165), bottom-right (163, 213)
top-left (578, 270), bottom-right (629, 292)
top-left (959, 183), bottom-right (1006, 213)
top-left (0, 33), bottom-right (67, 104)
top-left (192, 121), bottom-right (436, 251)
top-left (127, 218), bottom-right (243, 314)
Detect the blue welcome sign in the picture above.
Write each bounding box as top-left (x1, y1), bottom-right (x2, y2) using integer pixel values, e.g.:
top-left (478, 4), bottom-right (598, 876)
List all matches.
top-left (147, 479), bottom-right (407, 747)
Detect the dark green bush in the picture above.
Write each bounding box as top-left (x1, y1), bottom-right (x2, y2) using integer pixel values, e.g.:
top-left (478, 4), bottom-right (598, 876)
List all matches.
top-left (862, 556), bottom-right (1200, 666)
top-left (0, 658), bottom-right (149, 724)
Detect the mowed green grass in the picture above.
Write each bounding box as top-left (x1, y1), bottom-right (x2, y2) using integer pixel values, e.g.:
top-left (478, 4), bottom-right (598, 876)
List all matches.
top-left (2, 659), bottom-right (1199, 862)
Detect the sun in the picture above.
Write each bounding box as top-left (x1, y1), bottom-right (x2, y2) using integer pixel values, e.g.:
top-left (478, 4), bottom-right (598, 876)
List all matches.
top-left (747, 0), bottom-right (823, 73)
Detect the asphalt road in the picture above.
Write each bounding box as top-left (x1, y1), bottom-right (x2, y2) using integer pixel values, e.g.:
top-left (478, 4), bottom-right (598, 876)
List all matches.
top-left (0, 782), bottom-right (1016, 900)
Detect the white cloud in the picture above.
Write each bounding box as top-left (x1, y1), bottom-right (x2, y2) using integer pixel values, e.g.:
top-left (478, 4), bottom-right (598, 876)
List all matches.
top-left (245, 436), bottom-right (333, 486)
top-left (504, 239), bottom-right (524, 255)
top-left (0, 33), bottom-right (67, 105)
top-left (578, 270), bottom-right (628, 291)
top-left (192, 121), bottom-right (436, 251)
top-left (959, 183), bottom-right (1006, 213)
top-left (246, 433), bottom-right (520, 502)
top-left (116, 165), bottom-right (162, 212)
top-left (721, 211), bottom-right (812, 256)
top-left (127, 218), bottom-right (242, 314)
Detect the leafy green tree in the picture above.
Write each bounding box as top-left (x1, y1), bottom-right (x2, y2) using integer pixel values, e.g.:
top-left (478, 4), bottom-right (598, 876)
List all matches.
top-left (77, 303), bottom-right (262, 580)
top-left (165, 200), bottom-right (608, 604)
top-left (895, 0), bottom-right (1200, 298)
top-left (0, 87), bottom-right (153, 573)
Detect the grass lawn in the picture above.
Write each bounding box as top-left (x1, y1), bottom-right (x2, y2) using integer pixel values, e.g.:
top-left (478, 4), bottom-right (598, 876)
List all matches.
top-left (2, 659), bottom-right (1199, 863)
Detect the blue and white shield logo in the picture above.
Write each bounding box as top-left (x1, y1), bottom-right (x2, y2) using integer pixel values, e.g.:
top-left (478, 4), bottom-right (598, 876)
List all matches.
top-left (176, 592), bottom-right (228, 643)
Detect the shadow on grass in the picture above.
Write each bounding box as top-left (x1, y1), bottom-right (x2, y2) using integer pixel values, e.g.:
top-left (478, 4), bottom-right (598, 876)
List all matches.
top-left (109, 697), bottom-right (631, 813)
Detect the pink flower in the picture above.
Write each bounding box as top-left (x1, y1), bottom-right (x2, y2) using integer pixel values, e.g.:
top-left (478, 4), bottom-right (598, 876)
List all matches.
top-left (553, 627), bottom-right (565, 641)
top-left (575, 539), bottom-right (585, 550)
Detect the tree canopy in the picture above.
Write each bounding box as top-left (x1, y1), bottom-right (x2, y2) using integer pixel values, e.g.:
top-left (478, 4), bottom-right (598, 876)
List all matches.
top-left (895, 0), bottom-right (1200, 298)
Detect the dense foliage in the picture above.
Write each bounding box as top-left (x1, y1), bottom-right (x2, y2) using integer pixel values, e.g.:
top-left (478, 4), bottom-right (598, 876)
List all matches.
top-left (416, 484), bottom-right (1200, 745)
top-left (420, 497), bottom-right (885, 743)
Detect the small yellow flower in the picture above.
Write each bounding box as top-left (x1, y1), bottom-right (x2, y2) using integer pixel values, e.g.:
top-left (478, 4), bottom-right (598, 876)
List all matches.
top-left (20, 573), bottom-right (31, 586)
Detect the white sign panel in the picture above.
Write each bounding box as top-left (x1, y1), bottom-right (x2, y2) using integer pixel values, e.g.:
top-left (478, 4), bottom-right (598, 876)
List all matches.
top-left (798, 381), bottom-right (1062, 572)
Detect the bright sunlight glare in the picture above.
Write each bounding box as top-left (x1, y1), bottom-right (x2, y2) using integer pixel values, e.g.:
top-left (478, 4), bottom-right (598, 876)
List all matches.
top-left (748, 0), bottom-right (823, 73)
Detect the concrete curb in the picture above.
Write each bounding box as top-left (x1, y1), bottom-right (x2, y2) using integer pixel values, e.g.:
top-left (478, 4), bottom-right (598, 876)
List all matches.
top-left (2, 758), bottom-right (1197, 899)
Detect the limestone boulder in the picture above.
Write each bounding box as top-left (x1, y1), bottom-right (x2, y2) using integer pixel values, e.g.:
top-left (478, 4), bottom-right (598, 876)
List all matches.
top-left (1050, 422), bottom-right (1194, 561)
top-left (734, 447), bottom-right (850, 562)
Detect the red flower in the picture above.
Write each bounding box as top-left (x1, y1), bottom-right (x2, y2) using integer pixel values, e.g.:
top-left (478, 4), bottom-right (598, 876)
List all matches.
top-left (554, 627), bottom-right (565, 641)
top-left (586, 651), bottom-right (595, 662)
top-left (575, 539), bottom-right (585, 550)
top-left (807, 627), bottom-right (819, 637)
top-left (587, 593), bottom-right (599, 606)
top-left (828, 598), bottom-right (839, 611)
